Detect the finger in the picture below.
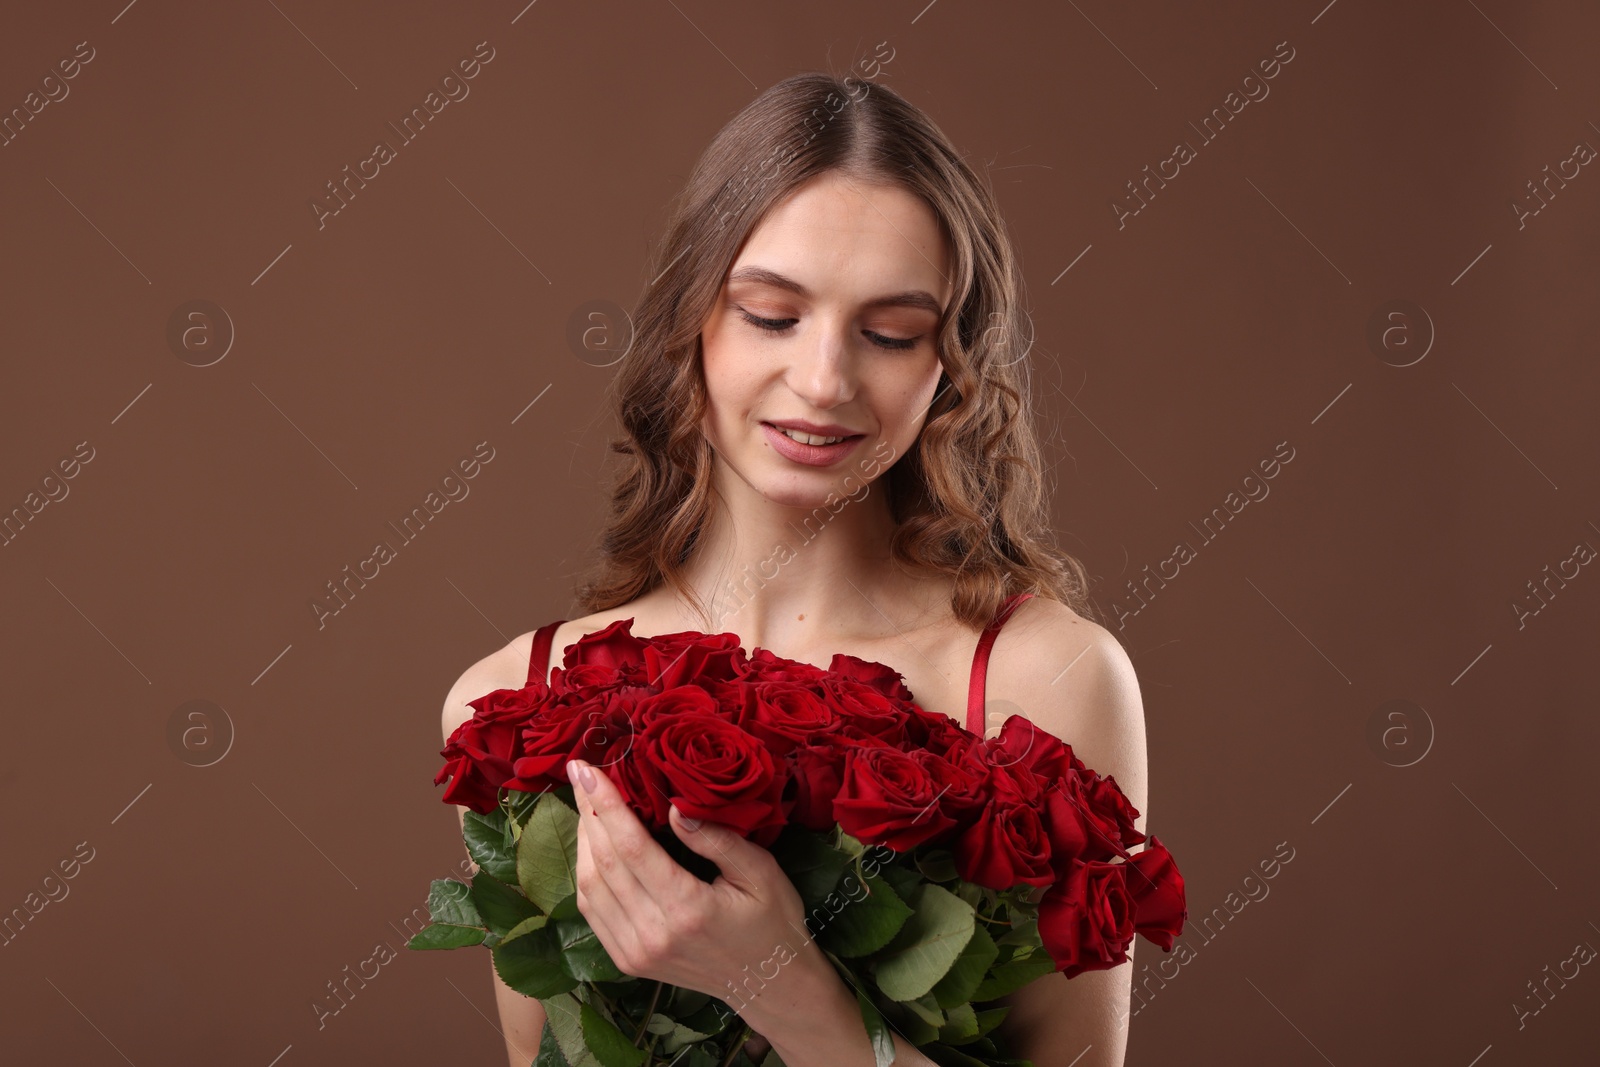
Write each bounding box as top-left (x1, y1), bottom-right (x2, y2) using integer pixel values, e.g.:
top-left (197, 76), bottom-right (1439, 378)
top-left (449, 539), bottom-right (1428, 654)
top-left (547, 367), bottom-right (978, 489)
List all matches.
top-left (574, 779), bottom-right (663, 975)
top-left (571, 760), bottom-right (676, 922)
top-left (667, 803), bottom-right (765, 895)
top-left (574, 821), bottom-right (627, 965)
top-left (576, 819), bottom-right (617, 940)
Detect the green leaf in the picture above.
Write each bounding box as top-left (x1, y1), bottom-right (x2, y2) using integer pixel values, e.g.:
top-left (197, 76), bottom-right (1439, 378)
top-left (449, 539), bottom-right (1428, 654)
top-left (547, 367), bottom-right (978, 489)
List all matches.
top-left (937, 1001), bottom-right (979, 1044)
top-left (549, 891), bottom-right (581, 921)
top-left (534, 1015), bottom-right (575, 1067)
top-left (973, 1005), bottom-right (1010, 1039)
top-left (502, 913), bottom-right (549, 945)
top-left (540, 992), bottom-right (601, 1067)
top-left (930, 922), bottom-right (999, 1009)
top-left (472, 870), bottom-right (541, 936)
top-left (506, 787), bottom-right (543, 828)
top-left (492, 923), bottom-right (578, 999)
top-left (405, 923), bottom-right (485, 949)
top-left (871, 884), bottom-right (977, 1002)
top-left (972, 953), bottom-right (1056, 1002)
top-left (426, 878), bottom-right (483, 927)
top-left (819, 873), bottom-right (914, 958)
top-left (919, 1042), bottom-right (1001, 1067)
top-left (905, 991), bottom-right (946, 1027)
top-left (770, 824), bottom-right (854, 910)
top-left (993, 914), bottom-right (1038, 947)
top-left (680, 998), bottom-right (733, 1038)
top-left (670, 988), bottom-right (710, 1016)
top-left (578, 1001), bottom-right (646, 1067)
top-left (553, 915), bottom-right (624, 982)
top-left (873, 857), bottom-right (924, 901)
top-left (519, 793), bottom-right (580, 912)
top-left (658, 1018), bottom-right (714, 1055)
top-left (914, 848), bottom-right (959, 883)
top-left (854, 988), bottom-right (898, 1067)
top-left (882, 996), bottom-right (940, 1046)
top-left (465, 808), bottom-right (520, 884)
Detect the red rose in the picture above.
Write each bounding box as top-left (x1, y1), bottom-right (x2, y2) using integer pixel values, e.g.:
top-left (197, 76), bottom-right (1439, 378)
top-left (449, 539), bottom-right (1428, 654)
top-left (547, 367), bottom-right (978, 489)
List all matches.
top-left (826, 653), bottom-right (914, 701)
top-left (739, 648), bottom-right (829, 687)
top-left (1038, 857), bottom-right (1136, 977)
top-left (1125, 836), bottom-right (1186, 950)
top-left (1038, 768), bottom-right (1144, 866)
top-left (953, 790), bottom-right (1055, 890)
top-left (552, 661), bottom-right (641, 693)
top-left (607, 747), bottom-right (658, 827)
top-left (989, 761), bottom-right (1046, 806)
top-left (1083, 773), bottom-right (1145, 852)
top-left (434, 686), bottom-right (548, 814)
top-left (897, 705), bottom-right (968, 757)
top-left (1039, 777), bottom-right (1092, 869)
top-left (787, 733), bottom-right (888, 831)
top-left (508, 690), bottom-right (639, 792)
top-left (737, 681), bottom-right (838, 758)
top-left (644, 631), bottom-right (748, 688)
top-left (629, 685), bottom-right (724, 733)
top-left (634, 713), bottom-right (788, 845)
top-left (820, 676), bottom-right (912, 746)
top-left (564, 618), bottom-right (650, 673)
top-left (930, 736), bottom-right (993, 823)
top-left (833, 745), bottom-right (957, 851)
top-left (983, 714), bottom-right (1086, 782)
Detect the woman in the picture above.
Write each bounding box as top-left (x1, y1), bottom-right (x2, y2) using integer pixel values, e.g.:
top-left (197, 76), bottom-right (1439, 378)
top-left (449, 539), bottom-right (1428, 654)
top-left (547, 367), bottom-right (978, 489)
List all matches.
top-left (442, 71), bottom-right (1149, 1067)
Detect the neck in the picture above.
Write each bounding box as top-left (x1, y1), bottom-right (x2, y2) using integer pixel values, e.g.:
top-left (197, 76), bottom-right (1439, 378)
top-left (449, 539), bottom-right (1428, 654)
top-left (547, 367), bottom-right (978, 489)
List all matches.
top-left (674, 466), bottom-right (938, 653)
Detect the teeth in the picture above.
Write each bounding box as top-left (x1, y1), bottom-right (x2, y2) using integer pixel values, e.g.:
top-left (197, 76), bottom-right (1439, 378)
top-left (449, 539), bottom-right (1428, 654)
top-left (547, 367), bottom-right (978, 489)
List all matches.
top-left (777, 427), bottom-right (847, 446)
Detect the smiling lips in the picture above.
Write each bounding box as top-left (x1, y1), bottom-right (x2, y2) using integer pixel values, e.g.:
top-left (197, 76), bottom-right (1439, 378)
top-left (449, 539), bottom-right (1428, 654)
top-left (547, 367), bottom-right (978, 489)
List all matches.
top-left (760, 421), bottom-right (866, 466)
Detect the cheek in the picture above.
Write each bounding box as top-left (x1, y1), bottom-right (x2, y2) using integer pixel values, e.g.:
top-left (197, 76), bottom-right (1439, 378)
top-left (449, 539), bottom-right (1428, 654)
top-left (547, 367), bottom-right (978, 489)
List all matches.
top-left (698, 335), bottom-right (759, 444)
top-left (874, 362), bottom-right (943, 438)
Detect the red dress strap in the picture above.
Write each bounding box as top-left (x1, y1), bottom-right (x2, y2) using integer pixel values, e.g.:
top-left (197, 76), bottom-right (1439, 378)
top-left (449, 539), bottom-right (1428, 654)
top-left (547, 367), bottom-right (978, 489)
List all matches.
top-left (527, 619), bottom-right (566, 687)
top-left (966, 592), bottom-right (1036, 735)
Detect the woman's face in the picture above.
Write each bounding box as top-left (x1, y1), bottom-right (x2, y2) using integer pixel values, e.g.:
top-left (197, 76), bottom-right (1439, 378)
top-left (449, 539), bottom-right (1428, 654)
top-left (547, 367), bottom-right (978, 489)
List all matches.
top-left (699, 171), bottom-right (953, 509)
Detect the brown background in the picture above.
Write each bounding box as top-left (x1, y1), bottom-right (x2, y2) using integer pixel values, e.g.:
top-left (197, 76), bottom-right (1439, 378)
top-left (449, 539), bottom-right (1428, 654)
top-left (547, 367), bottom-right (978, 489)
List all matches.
top-left (2, 1), bottom-right (1595, 1064)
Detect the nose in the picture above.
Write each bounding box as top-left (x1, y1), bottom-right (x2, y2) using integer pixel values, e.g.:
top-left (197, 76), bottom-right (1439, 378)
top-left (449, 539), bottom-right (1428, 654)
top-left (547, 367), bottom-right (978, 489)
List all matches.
top-left (786, 319), bottom-right (856, 410)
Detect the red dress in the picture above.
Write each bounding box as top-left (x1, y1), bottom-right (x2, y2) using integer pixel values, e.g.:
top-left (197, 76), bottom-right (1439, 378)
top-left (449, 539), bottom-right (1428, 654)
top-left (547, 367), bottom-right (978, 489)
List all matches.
top-left (524, 591), bottom-right (1036, 735)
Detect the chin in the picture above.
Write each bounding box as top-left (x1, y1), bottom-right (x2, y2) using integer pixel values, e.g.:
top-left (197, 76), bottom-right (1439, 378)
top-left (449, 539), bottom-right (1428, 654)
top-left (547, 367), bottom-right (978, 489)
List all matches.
top-left (753, 476), bottom-right (849, 510)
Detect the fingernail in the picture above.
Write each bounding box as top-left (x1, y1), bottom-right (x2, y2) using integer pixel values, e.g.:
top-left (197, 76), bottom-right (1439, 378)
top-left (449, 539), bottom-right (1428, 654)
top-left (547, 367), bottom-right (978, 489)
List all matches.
top-left (677, 807), bottom-right (701, 831)
top-left (570, 760), bottom-right (596, 794)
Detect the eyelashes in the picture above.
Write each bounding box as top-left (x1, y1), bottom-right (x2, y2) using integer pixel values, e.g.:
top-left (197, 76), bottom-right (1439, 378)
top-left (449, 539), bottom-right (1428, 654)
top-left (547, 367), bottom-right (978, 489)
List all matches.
top-left (736, 308), bottom-right (919, 351)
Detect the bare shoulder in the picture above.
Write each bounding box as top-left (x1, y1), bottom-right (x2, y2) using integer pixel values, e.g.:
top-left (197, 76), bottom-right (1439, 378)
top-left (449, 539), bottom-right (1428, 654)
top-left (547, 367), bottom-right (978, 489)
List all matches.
top-left (994, 597), bottom-right (1141, 710)
top-left (988, 596), bottom-right (1149, 820)
top-left (440, 607), bottom-right (655, 742)
top-left (439, 630), bottom-right (541, 742)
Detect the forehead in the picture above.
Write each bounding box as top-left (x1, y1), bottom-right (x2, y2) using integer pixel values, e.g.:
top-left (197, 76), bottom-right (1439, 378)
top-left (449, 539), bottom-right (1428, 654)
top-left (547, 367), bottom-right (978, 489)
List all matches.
top-left (729, 174), bottom-right (952, 308)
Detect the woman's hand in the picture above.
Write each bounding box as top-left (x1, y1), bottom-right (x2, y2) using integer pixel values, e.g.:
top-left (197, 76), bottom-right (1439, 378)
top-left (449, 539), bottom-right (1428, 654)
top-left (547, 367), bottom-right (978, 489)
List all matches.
top-left (567, 758), bottom-right (941, 1066)
top-left (567, 757), bottom-right (813, 1007)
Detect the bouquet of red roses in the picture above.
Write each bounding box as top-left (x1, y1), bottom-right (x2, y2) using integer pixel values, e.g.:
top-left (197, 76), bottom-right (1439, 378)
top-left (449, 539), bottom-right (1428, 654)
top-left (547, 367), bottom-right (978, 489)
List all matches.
top-left (416, 620), bottom-right (1186, 1067)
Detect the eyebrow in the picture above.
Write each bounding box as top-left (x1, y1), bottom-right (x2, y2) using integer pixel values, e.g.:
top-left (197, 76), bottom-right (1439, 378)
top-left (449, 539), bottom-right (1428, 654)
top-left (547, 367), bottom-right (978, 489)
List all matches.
top-left (727, 265), bottom-right (945, 317)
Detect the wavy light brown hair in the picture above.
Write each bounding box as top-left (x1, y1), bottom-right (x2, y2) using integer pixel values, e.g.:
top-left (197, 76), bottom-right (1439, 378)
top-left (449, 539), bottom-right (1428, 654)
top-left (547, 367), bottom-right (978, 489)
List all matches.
top-left (574, 70), bottom-right (1097, 632)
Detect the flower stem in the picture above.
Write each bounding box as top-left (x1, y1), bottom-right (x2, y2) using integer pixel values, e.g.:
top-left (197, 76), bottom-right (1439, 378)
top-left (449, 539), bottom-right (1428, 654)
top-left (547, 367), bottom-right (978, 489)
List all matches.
top-left (719, 1023), bottom-right (753, 1067)
top-left (587, 982), bottom-right (619, 1019)
top-left (633, 981), bottom-right (665, 1045)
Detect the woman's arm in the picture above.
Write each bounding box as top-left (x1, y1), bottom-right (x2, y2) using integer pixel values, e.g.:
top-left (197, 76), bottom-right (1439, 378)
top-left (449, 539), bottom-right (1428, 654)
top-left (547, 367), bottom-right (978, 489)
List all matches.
top-left (986, 610), bottom-right (1150, 1067)
top-left (728, 934), bottom-right (940, 1067)
top-left (442, 639), bottom-right (548, 1067)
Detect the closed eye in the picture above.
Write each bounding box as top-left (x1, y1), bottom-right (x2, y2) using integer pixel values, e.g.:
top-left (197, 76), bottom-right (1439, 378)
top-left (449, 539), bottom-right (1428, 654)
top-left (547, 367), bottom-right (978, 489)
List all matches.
top-left (737, 308), bottom-right (919, 351)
